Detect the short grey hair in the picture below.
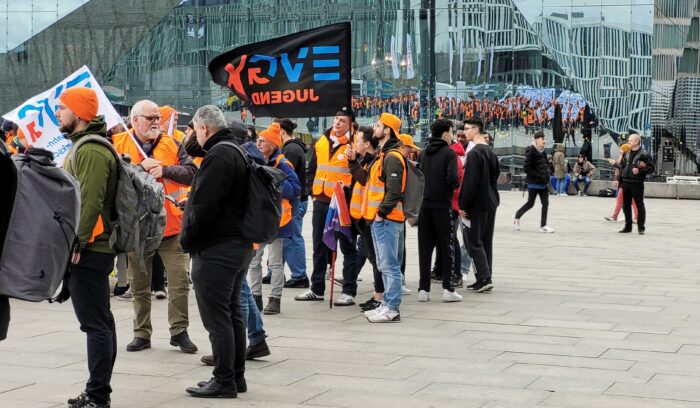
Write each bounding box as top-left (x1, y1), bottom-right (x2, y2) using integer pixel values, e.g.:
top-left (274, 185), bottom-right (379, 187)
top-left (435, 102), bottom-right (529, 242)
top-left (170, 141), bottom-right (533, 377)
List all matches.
top-left (193, 105), bottom-right (227, 132)
top-left (130, 100), bottom-right (158, 122)
top-left (629, 133), bottom-right (641, 144)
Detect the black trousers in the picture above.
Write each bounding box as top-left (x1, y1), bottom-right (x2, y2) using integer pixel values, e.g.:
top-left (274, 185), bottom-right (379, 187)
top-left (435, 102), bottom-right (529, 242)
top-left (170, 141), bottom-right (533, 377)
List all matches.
top-left (467, 207), bottom-right (497, 284)
top-left (357, 219), bottom-right (382, 293)
top-left (433, 211), bottom-right (462, 280)
top-left (515, 188), bottom-right (549, 227)
top-left (622, 182), bottom-right (646, 231)
top-left (191, 239), bottom-right (253, 386)
top-left (0, 295), bottom-right (9, 341)
top-left (311, 200), bottom-right (358, 297)
top-left (69, 251), bottom-right (117, 404)
top-left (418, 207), bottom-right (454, 292)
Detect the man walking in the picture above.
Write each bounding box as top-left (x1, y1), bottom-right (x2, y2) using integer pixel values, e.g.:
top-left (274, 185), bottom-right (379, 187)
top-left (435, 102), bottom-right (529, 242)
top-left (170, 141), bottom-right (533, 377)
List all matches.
top-left (362, 113), bottom-right (406, 322)
top-left (416, 119), bottom-right (461, 303)
top-left (619, 133), bottom-right (653, 235)
top-left (296, 108), bottom-right (358, 302)
top-left (514, 131), bottom-right (554, 233)
top-left (459, 122), bottom-right (500, 292)
top-left (181, 105), bottom-right (253, 398)
top-left (58, 87), bottom-right (118, 408)
top-left (112, 100), bottom-right (198, 353)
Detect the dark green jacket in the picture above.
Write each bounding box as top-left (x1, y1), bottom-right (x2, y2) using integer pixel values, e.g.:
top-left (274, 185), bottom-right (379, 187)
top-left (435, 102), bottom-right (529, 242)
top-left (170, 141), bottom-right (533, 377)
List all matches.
top-left (63, 116), bottom-right (118, 254)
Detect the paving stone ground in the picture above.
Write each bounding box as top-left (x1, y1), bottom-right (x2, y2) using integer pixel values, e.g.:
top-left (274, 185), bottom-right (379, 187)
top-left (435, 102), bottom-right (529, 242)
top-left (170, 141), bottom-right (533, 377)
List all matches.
top-left (1, 191), bottom-right (699, 407)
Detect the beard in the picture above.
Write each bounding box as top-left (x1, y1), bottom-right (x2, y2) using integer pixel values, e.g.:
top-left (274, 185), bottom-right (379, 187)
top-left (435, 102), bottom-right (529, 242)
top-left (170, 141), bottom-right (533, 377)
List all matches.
top-left (59, 117), bottom-right (78, 136)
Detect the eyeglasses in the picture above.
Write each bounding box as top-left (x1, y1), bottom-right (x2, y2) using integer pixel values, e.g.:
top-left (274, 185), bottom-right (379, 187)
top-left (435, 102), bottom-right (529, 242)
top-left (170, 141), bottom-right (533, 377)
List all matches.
top-left (139, 115), bottom-right (162, 123)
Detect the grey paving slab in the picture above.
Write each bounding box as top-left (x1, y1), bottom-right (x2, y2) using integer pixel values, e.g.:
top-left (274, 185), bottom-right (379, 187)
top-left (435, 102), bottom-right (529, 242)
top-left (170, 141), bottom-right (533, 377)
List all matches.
top-left (2, 191), bottom-right (700, 407)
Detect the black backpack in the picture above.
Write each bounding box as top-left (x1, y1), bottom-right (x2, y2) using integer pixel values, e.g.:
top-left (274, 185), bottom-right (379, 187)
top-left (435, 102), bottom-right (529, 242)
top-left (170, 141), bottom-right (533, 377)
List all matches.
top-left (219, 141), bottom-right (287, 243)
top-left (598, 188), bottom-right (615, 197)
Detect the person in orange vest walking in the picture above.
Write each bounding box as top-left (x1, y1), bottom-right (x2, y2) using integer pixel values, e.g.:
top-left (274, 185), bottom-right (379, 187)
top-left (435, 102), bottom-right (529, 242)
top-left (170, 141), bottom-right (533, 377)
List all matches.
top-left (247, 123), bottom-right (301, 315)
top-left (296, 107), bottom-right (358, 302)
top-left (111, 100), bottom-right (198, 354)
top-left (362, 113), bottom-right (406, 323)
top-left (57, 87), bottom-right (118, 408)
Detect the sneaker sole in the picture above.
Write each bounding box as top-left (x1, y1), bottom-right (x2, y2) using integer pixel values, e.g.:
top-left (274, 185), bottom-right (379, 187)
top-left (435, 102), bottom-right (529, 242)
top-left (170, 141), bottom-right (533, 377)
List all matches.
top-left (127, 343), bottom-right (151, 352)
top-left (442, 298), bottom-right (463, 303)
top-left (333, 301), bottom-right (355, 306)
top-left (186, 390), bottom-right (237, 398)
top-left (475, 283), bottom-right (494, 293)
top-left (246, 349), bottom-right (271, 360)
top-left (366, 316), bottom-right (401, 323)
top-left (263, 310), bottom-right (280, 315)
top-left (294, 297), bottom-right (324, 301)
top-left (418, 297), bottom-right (431, 302)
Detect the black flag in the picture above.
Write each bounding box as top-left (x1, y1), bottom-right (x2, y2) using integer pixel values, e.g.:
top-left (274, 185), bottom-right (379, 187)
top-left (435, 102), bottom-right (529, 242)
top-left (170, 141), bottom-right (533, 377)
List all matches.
top-left (208, 23), bottom-right (351, 118)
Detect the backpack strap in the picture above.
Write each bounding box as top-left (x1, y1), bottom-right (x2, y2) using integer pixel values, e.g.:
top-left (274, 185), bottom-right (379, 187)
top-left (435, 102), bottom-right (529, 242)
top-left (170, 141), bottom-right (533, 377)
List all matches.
top-left (68, 135), bottom-right (121, 175)
top-left (218, 141), bottom-right (251, 169)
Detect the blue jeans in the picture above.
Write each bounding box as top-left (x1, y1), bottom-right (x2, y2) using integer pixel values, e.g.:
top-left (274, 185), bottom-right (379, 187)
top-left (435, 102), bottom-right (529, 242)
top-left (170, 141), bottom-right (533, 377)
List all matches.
top-left (371, 219), bottom-right (404, 311)
top-left (283, 199), bottom-right (308, 281)
top-left (240, 279), bottom-right (266, 346)
top-left (572, 176), bottom-right (591, 193)
top-left (556, 178), bottom-right (566, 194)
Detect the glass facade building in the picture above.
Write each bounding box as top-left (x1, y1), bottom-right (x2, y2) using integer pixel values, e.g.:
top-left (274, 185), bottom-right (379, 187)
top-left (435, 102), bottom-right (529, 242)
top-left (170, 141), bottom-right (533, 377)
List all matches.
top-left (1, 0), bottom-right (697, 175)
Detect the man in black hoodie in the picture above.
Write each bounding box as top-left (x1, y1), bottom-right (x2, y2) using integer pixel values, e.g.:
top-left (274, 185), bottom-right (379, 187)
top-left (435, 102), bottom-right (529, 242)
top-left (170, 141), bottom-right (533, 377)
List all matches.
top-left (181, 105), bottom-right (252, 399)
top-left (514, 131), bottom-right (554, 233)
top-left (459, 119), bottom-right (500, 292)
top-left (275, 118), bottom-right (310, 288)
top-left (417, 119), bottom-right (461, 303)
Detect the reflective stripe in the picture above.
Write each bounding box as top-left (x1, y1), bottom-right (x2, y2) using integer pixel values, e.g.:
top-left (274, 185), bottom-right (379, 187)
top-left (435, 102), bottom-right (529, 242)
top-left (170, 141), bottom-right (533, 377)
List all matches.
top-left (317, 164), bottom-right (350, 174)
top-left (350, 202), bottom-right (362, 210)
top-left (313, 179), bottom-right (325, 186)
top-left (368, 185), bottom-right (384, 193)
top-left (366, 200), bottom-right (382, 207)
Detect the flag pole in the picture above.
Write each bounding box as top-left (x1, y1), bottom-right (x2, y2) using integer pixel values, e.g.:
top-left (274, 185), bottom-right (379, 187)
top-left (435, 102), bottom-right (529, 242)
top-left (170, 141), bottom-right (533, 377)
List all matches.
top-left (329, 250), bottom-right (337, 309)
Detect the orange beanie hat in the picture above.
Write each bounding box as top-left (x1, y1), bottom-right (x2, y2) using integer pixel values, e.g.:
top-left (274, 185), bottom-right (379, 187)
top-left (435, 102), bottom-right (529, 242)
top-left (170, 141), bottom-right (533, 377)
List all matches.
top-left (159, 106), bottom-right (178, 125)
top-left (379, 113), bottom-right (401, 137)
top-left (260, 123), bottom-right (282, 148)
top-left (59, 87), bottom-right (98, 122)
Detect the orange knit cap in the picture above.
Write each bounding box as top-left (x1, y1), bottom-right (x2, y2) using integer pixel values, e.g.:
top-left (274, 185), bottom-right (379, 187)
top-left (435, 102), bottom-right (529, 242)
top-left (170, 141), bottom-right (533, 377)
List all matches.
top-left (159, 106), bottom-right (178, 125)
top-left (620, 143), bottom-right (631, 153)
top-left (59, 87), bottom-right (98, 122)
top-left (379, 113), bottom-right (401, 137)
top-left (259, 123), bottom-right (282, 148)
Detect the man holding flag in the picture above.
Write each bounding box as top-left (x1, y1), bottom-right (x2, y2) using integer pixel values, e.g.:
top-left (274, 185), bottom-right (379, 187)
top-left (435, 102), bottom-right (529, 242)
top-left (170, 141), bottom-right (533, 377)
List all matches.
top-left (296, 108), bottom-right (358, 303)
top-left (362, 113), bottom-right (406, 323)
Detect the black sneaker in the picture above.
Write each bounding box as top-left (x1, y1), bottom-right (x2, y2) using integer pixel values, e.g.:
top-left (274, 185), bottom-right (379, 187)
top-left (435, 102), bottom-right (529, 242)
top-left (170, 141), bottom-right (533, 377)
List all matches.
top-left (619, 228), bottom-right (632, 233)
top-left (68, 392), bottom-right (110, 408)
top-left (466, 282), bottom-right (477, 290)
top-left (262, 275), bottom-right (271, 284)
top-left (283, 278), bottom-right (309, 288)
top-left (360, 299), bottom-right (382, 312)
top-left (472, 281), bottom-right (494, 293)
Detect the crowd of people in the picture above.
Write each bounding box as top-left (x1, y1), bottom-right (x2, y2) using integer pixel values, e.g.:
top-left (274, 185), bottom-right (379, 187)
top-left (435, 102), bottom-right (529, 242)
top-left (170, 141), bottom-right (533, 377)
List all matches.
top-left (350, 93), bottom-right (592, 142)
top-left (0, 85), bottom-right (651, 407)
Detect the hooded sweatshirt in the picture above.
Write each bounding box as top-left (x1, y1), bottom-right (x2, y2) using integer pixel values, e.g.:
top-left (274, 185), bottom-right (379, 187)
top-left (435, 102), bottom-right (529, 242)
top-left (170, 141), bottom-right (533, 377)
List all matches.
top-left (63, 116), bottom-right (118, 253)
top-left (459, 143), bottom-right (500, 212)
top-left (418, 138), bottom-right (459, 209)
top-left (282, 138), bottom-right (308, 201)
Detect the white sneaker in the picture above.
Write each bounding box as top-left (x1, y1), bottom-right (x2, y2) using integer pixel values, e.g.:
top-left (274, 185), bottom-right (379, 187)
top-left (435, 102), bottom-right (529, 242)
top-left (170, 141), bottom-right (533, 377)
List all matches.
top-left (364, 304), bottom-right (386, 317)
top-left (442, 289), bottom-right (463, 303)
top-left (333, 294), bottom-right (355, 306)
top-left (154, 290), bottom-right (167, 299)
top-left (540, 225), bottom-right (555, 233)
top-left (513, 216), bottom-right (521, 231)
top-left (417, 290), bottom-right (431, 302)
top-left (366, 307), bottom-right (401, 323)
top-left (117, 290), bottom-right (133, 301)
top-left (402, 285), bottom-right (412, 295)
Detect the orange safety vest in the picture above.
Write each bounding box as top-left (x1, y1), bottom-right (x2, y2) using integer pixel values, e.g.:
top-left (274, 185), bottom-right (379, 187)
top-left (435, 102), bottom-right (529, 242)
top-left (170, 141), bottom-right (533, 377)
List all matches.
top-left (361, 150), bottom-right (406, 222)
top-left (112, 132), bottom-right (189, 237)
top-left (274, 154), bottom-right (294, 227)
top-left (349, 157), bottom-right (372, 220)
top-left (311, 134), bottom-right (352, 199)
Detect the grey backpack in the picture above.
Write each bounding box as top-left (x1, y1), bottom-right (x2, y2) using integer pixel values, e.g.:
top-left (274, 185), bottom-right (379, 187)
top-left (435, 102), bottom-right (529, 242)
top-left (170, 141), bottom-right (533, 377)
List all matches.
top-left (386, 150), bottom-right (425, 227)
top-left (69, 136), bottom-right (166, 259)
top-left (0, 147), bottom-right (80, 301)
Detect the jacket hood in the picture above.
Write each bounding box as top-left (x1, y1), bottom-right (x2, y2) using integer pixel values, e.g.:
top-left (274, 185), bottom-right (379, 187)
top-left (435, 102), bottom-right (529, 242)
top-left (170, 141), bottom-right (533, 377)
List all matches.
top-left (380, 136), bottom-right (403, 153)
top-left (284, 137), bottom-right (307, 152)
top-left (554, 143), bottom-right (565, 153)
top-left (424, 138), bottom-right (449, 156)
top-left (67, 115), bottom-right (107, 142)
top-left (450, 141), bottom-right (465, 156)
top-left (241, 141), bottom-right (265, 165)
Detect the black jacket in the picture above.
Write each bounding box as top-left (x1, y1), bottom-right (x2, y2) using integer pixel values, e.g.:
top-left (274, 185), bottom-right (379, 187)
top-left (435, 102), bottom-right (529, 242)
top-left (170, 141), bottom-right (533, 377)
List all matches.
top-left (180, 128), bottom-right (249, 253)
top-left (418, 138), bottom-right (459, 209)
top-left (523, 145), bottom-right (550, 185)
top-left (459, 144), bottom-right (500, 211)
top-left (282, 138), bottom-right (308, 201)
top-left (620, 147), bottom-right (654, 183)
